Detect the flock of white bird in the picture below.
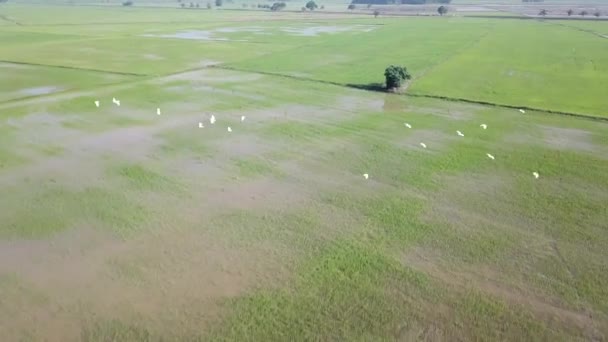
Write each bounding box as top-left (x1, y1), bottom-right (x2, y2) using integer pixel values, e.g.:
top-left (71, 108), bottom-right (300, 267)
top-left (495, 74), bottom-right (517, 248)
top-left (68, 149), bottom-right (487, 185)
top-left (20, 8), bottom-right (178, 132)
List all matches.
top-left (365, 108), bottom-right (539, 180)
top-left (96, 98), bottom-right (246, 133)
top-left (94, 99), bottom-right (538, 181)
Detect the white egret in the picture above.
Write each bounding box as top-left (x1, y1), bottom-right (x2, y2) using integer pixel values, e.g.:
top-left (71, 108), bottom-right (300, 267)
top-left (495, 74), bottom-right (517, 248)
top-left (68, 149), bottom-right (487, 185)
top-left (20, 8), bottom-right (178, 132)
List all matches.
top-left (404, 123), bottom-right (412, 129)
top-left (241, 115), bottom-right (246, 122)
top-left (363, 173), bottom-right (369, 180)
top-left (457, 130), bottom-right (464, 137)
top-left (94, 100), bottom-right (100, 107)
top-left (486, 153), bottom-right (495, 160)
top-left (157, 108), bottom-right (161, 115)
top-left (420, 142), bottom-right (427, 149)
top-left (227, 126), bottom-right (232, 132)
top-left (533, 172), bottom-right (539, 179)
top-left (519, 109), bottom-right (526, 114)
top-left (198, 122), bottom-right (204, 128)
top-left (480, 124), bottom-right (487, 129)
top-left (210, 115), bottom-right (216, 124)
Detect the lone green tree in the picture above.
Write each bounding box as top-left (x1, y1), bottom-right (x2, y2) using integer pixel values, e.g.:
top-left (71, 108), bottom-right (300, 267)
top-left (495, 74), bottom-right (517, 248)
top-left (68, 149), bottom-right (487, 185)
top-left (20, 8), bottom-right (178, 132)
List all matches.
top-left (594, 11), bottom-right (601, 17)
top-left (348, 3), bottom-right (355, 9)
top-left (538, 9), bottom-right (547, 16)
top-left (567, 9), bottom-right (573, 16)
top-left (384, 65), bottom-right (411, 90)
top-left (580, 10), bottom-right (587, 16)
top-left (373, 9), bottom-right (380, 17)
top-left (437, 5), bottom-right (448, 16)
top-left (305, 0), bottom-right (317, 10)
top-left (215, 0), bottom-right (222, 6)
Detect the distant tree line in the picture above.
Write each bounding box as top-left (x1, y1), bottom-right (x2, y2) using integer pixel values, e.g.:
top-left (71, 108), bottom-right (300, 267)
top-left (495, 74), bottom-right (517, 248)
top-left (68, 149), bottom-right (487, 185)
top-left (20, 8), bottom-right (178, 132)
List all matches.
top-left (271, 1), bottom-right (286, 10)
top-left (351, 0), bottom-right (449, 5)
top-left (522, 0), bottom-right (544, 3)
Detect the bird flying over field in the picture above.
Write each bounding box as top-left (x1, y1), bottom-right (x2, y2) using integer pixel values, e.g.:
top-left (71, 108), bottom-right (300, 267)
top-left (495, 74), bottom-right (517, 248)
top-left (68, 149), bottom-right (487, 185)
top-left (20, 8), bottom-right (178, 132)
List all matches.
top-left (486, 153), bottom-right (495, 160)
top-left (210, 115), bottom-right (216, 124)
top-left (480, 124), bottom-right (487, 129)
top-left (404, 123), bottom-right (412, 129)
top-left (363, 173), bottom-right (369, 180)
top-left (533, 172), bottom-right (539, 179)
top-left (420, 142), bottom-right (427, 149)
top-left (457, 130), bottom-right (464, 137)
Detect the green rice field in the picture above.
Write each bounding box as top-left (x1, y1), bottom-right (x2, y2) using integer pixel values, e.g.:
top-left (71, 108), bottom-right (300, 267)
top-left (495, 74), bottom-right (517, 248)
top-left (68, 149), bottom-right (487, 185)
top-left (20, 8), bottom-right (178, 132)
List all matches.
top-left (1, 3), bottom-right (607, 341)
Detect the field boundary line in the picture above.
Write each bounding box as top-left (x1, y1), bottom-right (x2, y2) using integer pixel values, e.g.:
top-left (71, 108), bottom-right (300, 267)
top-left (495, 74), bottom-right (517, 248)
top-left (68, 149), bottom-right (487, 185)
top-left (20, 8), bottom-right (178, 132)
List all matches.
top-left (406, 92), bottom-right (608, 122)
top-left (0, 63), bottom-right (238, 108)
top-left (214, 65), bottom-right (608, 122)
top-left (0, 60), bottom-right (148, 77)
top-left (0, 14), bottom-right (22, 25)
top-left (412, 19), bottom-right (497, 82)
top-left (540, 20), bottom-right (608, 40)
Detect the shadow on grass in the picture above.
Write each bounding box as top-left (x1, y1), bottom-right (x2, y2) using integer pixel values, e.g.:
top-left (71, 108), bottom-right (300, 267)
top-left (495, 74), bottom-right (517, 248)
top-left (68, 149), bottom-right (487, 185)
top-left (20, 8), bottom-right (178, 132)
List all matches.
top-left (346, 82), bottom-right (387, 93)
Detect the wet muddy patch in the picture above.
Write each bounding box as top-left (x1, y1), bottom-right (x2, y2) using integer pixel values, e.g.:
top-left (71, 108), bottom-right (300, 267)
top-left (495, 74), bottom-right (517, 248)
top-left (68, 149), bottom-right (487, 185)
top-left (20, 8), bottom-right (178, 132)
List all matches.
top-left (542, 126), bottom-right (598, 154)
top-left (18, 86), bottom-right (63, 97)
top-left (280, 24), bottom-right (377, 37)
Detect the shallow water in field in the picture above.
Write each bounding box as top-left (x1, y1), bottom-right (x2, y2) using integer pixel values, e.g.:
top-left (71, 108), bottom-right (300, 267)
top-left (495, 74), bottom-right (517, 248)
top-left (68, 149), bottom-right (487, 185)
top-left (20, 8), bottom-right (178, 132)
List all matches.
top-left (280, 25), bottom-right (377, 36)
top-left (143, 25), bottom-right (377, 41)
top-left (143, 29), bottom-right (251, 41)
top-left (18, 86), bottom-right (62, 96)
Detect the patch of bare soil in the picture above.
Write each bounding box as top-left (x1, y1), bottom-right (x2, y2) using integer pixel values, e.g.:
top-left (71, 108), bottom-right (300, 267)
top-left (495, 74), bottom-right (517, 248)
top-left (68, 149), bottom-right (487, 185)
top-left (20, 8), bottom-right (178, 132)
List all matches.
top-left (336, 95), bottom-right (384, 112)
top-left (215, 133), bottom-right (272, 159)
top-left (142, 53), bottom-right (164, 61)
top-left (190, 85), bottom-right (267, 102)
top-left (394, 129), bottom-right (455, 152)
top-left (207, 177), bottom-right (310, 212)
top-left (18, 86), bottom-right (63, 97)
top-left (401, 247), bottom-right (606, 340)
top-left (0, 104), bottom-right (209, 189)
top-left (422, 173), bottom-right (555, 240)
top-left (233, 103), bottom-right (355, 129)
top-left (0, 186), bottom-right (297, 341)
top-left (157, 69), bottom-right (261, 84)
top-left (542, 126), bottom-right (600, 154)
top-left (0, 62), bottom-right (29, 69)
top-left (405, 103), bottom-right (481, 121)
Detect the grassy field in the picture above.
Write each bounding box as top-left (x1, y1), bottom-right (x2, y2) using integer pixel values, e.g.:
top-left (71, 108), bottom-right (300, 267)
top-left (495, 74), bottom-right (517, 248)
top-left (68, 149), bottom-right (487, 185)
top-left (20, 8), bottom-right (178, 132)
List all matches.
top-left (410, 19), bottom-right (608, 117)
top-left (1, 3), bottom-right (608, 341)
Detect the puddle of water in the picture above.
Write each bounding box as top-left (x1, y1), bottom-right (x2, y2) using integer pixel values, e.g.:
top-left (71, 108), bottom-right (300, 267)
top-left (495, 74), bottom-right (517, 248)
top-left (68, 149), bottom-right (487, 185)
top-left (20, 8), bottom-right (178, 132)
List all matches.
top-left (280, 25), bottom-right (377, 37)
top-left (0, 62), bottom-right (29, 69)
top-left (143, 53), bottom-right (164, 61)
top-left (214, 27), bottom-right (264, 33)
top-left (143, 30), bottom-right (248, 42)
top-left (19, 86), bottom-right (63, 96)
top-left (143, 25), bottom-right (377, 41)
